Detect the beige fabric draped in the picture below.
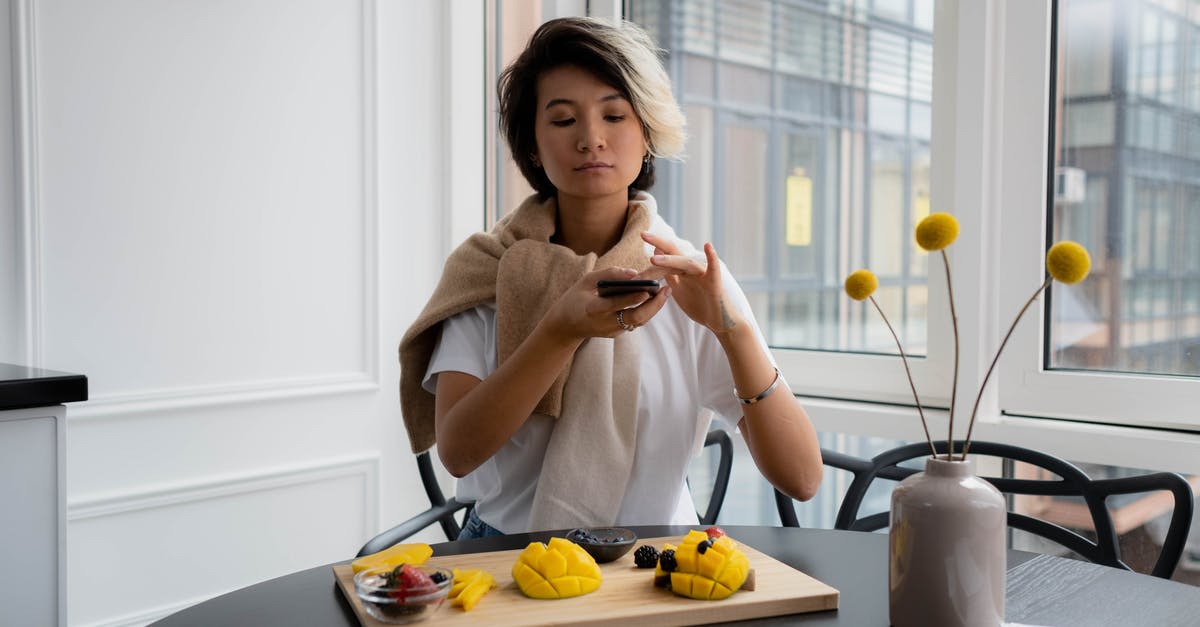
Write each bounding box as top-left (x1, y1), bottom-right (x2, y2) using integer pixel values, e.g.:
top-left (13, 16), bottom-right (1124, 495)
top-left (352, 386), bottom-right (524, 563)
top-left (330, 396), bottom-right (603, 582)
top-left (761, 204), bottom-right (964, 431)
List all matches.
top-left (398, 193), bottom-right (653, 530)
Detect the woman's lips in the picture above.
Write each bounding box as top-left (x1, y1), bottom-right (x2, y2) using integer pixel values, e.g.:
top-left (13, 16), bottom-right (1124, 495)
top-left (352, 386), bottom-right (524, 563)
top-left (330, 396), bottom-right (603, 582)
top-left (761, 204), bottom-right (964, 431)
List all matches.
top-left (575, 162), bottom-right (613, 171)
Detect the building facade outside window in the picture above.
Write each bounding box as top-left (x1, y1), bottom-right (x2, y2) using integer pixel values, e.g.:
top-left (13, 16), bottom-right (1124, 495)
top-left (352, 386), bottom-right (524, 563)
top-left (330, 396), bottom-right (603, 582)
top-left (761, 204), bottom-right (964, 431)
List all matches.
top-left (631, 0), bottom-right (936, 357)
top-left (1052, 0), bottom-right (1200, 378)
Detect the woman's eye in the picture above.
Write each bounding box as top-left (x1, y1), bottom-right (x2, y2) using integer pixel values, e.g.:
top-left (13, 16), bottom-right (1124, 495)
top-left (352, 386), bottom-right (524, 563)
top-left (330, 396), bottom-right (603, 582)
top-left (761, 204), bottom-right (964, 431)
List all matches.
top-left (605, 115), bottom-right (626, 122)
top-left (550, 119), bottom-right (574, 127)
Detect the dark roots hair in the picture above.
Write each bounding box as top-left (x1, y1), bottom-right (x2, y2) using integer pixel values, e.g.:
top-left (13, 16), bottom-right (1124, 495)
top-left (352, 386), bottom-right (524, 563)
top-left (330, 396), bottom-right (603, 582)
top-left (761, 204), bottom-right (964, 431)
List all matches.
top-left (497, 17), bottom-right (685, 200)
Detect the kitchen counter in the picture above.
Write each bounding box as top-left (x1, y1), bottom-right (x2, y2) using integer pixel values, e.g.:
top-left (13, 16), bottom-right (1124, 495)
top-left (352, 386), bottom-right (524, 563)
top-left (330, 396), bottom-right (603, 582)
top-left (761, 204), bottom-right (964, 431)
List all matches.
top-left (0, 362), bottom-right (88, 410)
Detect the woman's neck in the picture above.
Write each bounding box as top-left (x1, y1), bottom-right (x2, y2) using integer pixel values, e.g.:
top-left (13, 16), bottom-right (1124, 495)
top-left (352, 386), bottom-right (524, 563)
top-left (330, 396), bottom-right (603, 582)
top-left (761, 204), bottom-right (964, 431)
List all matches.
top-left (553, 192), bottom-right (631, 257)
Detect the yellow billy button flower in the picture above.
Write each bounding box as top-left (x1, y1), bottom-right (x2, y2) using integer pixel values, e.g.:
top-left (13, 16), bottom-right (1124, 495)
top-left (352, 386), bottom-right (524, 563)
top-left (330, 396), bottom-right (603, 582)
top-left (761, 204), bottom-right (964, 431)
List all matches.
top-left (915, 212), bottom-right (960, 251)
top-left (1046, 241), bottom-right (1091, 284)
top-left (844, 269), bottom-right (879, 301)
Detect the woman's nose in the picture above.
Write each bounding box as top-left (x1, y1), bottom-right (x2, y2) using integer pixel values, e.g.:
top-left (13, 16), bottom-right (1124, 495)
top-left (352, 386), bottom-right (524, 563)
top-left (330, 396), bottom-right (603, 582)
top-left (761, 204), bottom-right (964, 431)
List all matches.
top-left (576, 120), bottom-right (605, 151)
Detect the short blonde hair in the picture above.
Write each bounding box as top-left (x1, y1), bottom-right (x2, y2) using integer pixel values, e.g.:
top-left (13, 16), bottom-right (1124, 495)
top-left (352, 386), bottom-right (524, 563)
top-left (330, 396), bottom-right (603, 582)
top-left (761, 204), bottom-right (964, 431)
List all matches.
top-left (498, 17), bottom-right (687, 199)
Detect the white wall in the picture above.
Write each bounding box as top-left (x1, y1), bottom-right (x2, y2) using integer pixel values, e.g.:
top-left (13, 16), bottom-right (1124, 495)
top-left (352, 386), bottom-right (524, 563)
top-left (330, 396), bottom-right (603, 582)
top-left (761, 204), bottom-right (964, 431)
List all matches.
top-left (2, 1), bottom-right (462, 624)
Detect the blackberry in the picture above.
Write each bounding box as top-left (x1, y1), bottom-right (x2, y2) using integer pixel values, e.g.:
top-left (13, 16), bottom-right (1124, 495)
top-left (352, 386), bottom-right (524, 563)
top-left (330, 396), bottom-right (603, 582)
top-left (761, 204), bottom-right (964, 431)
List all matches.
top-left (696, 538), bottom-right (713, 555)
top-left (429, 571), bottom-right (448, 584)
top-left (658, 549), bottom-right (677, 572)
top-left (633, 544), bottom-right (660, 568)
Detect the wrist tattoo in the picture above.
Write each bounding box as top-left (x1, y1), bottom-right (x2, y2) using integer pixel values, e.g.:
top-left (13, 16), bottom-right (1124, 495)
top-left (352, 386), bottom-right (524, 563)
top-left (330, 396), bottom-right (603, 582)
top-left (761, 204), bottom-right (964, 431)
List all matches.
top-left (719, 300), bottom-right (737, 330)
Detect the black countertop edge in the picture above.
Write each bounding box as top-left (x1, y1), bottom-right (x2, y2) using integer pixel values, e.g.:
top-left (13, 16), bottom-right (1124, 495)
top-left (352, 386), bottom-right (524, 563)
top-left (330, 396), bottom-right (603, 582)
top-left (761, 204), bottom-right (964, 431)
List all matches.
top-left (0, 363), bottom-right (89, 411)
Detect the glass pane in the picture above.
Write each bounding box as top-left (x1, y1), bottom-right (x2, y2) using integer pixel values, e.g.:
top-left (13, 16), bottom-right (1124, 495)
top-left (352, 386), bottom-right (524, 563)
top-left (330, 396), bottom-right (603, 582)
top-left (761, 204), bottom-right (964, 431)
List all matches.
top-left (870, 142), bottom-right (905, 275)
top-left (682, 105), bottom-right (715, 245)
top-left (780, 132), bottom-right (822, 279)
top-left (1051, 0), bottom-right (1200, 377)
top-left (493, 2), bottom-right (544, 223)
top-left (721, 124), bottom-right (768, 278)
top-left (632, 0), bottom-right (934, 356)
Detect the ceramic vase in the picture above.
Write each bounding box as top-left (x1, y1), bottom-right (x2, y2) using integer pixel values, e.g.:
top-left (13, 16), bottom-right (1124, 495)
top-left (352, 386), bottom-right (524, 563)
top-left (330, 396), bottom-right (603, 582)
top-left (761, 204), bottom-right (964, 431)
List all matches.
top-left (889, 456), bottom-right (1006, 627)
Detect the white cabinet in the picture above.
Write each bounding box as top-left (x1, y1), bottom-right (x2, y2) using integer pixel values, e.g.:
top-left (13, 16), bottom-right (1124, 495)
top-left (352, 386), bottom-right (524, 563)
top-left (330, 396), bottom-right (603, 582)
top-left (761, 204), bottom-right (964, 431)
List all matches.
top-left (0, 364), bottom-right (84, 627)
top-left (0, 404), bottom-right (67, 627)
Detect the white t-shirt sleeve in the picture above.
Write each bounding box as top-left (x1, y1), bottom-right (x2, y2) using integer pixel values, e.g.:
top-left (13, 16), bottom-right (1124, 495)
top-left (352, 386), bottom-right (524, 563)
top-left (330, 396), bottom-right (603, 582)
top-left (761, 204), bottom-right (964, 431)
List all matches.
top-left (422, 304), bottom-right (498, 393)
top-left (696, 263), bottom-right (776, 429)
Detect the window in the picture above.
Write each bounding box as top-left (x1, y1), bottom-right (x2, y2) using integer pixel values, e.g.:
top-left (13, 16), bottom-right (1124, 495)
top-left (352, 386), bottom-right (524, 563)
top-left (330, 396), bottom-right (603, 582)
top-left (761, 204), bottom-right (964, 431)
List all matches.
top-left (631, 0), bottom-right (953, 408)
top-left (1001, 0), bottom-right (1200, 434)
top-left (466, 0), bottom-right (1200, 481)
top-left (1049, 0), bottom-right (1200, 380)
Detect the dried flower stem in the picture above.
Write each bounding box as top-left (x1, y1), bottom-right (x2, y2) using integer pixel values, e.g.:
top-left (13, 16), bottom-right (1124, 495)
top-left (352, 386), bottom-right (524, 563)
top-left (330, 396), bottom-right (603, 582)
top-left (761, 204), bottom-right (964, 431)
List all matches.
top-left (961, 275), bottom-right (1053, 460)
top-left (941, 249), bottom-right (960, 460)
top-left (869, 295), bottom-right (938, 459)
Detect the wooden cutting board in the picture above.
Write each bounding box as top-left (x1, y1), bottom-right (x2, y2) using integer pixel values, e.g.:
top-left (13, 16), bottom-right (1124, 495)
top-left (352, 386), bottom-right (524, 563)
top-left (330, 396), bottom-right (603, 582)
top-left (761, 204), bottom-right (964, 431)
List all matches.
top-left (333, 535), bottom-right (839, 626)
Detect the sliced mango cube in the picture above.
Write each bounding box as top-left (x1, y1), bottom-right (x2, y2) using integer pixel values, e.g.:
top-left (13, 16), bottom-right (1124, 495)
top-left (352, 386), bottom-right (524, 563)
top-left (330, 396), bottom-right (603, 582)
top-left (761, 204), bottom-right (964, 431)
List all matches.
top-left (449, 568), bottom-right (495, 611)
top-left (350, 542), bottom-right (433, 573)
top-left (512, 538), bottom-right (602, 599)
top-left (664, 530), bottom-right (749, 600)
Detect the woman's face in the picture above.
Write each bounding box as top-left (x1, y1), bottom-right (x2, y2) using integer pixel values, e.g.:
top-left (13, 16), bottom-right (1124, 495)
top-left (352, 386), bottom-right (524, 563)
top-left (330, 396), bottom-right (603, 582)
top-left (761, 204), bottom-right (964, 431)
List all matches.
top-left (533, 64), bottom-right (647, 205)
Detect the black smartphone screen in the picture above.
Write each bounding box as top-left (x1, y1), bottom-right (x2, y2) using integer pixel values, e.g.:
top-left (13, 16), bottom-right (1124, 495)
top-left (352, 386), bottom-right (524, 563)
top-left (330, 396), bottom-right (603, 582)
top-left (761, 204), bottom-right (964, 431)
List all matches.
top-left (596, 279), bottom-right (662, 297)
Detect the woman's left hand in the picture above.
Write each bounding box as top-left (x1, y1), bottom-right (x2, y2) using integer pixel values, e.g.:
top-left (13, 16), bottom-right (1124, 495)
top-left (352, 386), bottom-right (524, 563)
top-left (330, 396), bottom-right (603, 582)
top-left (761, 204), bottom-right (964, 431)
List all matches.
top-left (641, 232), bottom-right (744, 336)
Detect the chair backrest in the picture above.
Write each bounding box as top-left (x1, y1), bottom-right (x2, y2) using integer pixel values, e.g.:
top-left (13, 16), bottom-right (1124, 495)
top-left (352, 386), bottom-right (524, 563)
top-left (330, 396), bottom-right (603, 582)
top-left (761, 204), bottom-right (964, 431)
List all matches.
top-left (775, 440), bottom-right (1195, 579)
top-left (357, 450), bottom-right (473, 556)
top-left (696, 429), bottom-right (734, 526)
top-left (358, 429), bottom-right (735, 556)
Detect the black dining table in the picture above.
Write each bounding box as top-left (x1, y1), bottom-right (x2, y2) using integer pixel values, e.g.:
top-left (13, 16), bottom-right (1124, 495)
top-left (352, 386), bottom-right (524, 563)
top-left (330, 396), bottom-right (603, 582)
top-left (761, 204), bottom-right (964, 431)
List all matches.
top-left (152, 525), bottom-right (1200, 626)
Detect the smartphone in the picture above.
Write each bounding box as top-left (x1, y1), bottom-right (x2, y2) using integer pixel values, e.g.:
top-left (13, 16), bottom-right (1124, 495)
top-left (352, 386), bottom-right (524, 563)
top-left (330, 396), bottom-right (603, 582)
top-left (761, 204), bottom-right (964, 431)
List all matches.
top-left (597, 279), bottom-right (662, 297)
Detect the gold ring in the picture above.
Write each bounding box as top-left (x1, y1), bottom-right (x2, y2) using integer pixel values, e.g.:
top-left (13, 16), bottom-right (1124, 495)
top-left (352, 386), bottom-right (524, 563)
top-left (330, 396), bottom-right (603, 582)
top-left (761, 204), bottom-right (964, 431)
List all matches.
top-left (616, 310), bottom-right (636, 332)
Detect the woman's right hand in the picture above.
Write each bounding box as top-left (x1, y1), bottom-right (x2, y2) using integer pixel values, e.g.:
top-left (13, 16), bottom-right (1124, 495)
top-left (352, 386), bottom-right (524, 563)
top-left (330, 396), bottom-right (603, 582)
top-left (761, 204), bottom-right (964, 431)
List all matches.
top-left (542, 267), bottom-right (672, 341)
top-left (437, 267), bottom-right (670, 477)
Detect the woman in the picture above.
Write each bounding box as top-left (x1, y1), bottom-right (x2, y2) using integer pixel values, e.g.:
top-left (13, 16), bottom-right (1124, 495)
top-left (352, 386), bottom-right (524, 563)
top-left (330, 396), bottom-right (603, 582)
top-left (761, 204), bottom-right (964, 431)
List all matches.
top-left (399, 17), bottom-right (821, 539)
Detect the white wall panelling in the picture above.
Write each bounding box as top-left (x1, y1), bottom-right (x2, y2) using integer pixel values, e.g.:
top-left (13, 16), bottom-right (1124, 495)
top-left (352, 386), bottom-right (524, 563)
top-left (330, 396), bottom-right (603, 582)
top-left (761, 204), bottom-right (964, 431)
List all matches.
top-left (66, 455), bottom-right (379, 626)
top-left (31, 0), bottom-right (379, 403)
top-left (0, 0), bottom-right (447, 624)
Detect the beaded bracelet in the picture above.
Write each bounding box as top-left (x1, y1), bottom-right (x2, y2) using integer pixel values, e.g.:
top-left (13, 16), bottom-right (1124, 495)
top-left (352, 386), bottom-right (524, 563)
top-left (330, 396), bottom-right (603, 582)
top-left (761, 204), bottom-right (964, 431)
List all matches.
top-left (735, 367), bottom-right (784, 405)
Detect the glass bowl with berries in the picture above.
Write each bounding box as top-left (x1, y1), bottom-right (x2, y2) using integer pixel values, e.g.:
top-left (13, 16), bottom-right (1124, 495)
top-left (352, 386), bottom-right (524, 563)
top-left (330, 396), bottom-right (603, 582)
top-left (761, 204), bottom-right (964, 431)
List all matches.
top-left (353, 563), bottom-right (453, 624)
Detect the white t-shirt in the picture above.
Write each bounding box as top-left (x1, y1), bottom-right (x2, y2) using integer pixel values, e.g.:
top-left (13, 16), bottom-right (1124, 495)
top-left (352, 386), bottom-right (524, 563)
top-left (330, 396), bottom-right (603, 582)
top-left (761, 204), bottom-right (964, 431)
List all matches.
top-left (424, 249), bottom-right (772, 535)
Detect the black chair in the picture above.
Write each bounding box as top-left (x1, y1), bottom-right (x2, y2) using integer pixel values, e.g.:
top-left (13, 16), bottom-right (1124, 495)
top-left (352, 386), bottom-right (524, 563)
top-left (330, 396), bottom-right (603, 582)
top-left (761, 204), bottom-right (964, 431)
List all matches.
top-left (358, 429), bottom-right (734, 557)
top-left (692, 429), bottom-right (734, 527)
top-left (775, 440), bottom-right (1195, 579)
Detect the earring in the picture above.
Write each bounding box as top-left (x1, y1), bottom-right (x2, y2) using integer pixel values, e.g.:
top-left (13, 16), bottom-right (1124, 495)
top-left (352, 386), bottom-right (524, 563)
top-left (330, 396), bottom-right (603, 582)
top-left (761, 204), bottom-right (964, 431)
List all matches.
top-left (531, 154), bottom-right (541, 168)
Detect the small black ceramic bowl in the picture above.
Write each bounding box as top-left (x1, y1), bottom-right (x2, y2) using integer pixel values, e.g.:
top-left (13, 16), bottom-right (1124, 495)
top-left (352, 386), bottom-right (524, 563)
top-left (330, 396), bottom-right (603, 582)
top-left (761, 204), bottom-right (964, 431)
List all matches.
top-left (565, 527), bottom-right (638, 564)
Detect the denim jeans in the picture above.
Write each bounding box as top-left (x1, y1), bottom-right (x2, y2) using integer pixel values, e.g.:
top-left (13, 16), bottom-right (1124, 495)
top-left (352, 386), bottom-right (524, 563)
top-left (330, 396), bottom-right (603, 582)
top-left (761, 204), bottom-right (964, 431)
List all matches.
top-left (457, 508), bottom-right (506, 540)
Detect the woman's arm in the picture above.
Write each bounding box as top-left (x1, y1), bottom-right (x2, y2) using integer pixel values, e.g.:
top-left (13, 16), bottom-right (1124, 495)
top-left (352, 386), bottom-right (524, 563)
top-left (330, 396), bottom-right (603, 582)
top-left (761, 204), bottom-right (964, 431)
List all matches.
top-left (644, 233), bottom-right (823, 501)
top-left (716, 322), bottom-right (823, 501)
top-left (434, 266), bottom-right (672, 477)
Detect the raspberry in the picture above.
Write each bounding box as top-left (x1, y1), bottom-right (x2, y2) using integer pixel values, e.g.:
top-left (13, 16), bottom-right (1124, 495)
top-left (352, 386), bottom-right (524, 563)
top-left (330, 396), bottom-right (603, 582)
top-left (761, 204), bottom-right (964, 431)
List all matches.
top-left (704, 525), bottom-right (725, 539)
top-left (633, 544), bottom-right (659, 568)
